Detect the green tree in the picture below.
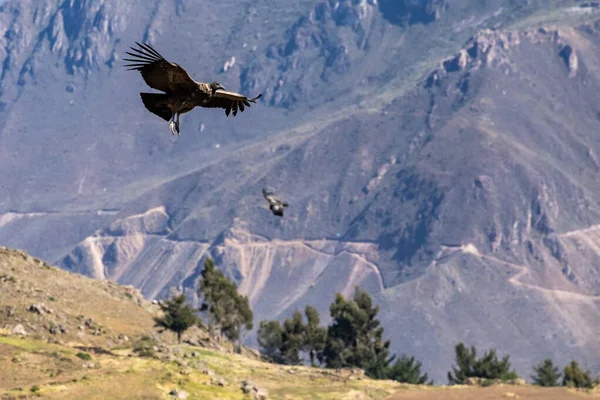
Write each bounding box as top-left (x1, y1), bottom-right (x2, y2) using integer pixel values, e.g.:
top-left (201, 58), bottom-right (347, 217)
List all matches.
top-left (531, 359), bottom-right (561, 387)
top-left (476, 348), bottom-right (517, 381)
top-left (257, 311), bottom-right (305, 365)
top-left (302, 305), bottom-right (327, 367)
top-left (257, 306), bottom-right (327, 366)
top-left (562, 361), bottom-right (595, 389)
top-left (322, 287), bottom-right (394, 378)
top-left (447, 343), bottom-right (477, 384)
top-left (448, 343), bottom-right (518, 384)
top-left (281, 311), bottom-right (306, 365)
top-left (197, 258), bottom-right (226, 337)
top-left (387, 355), bottom-right (431, 384)
top-left (257, 320), bottom-right (284, 363)
top-left (197, 258), bottom-right (254, 349)
top-left (220, 289), bottom-right (254, 350)
top-left (153, 294), bottom-right (199, 344)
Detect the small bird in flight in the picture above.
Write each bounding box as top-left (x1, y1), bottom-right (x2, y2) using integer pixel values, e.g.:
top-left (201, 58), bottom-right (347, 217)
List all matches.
top-left (123, 42), bottom-right (262, 136)
top-left (263, 188), bottom-right (288, 217)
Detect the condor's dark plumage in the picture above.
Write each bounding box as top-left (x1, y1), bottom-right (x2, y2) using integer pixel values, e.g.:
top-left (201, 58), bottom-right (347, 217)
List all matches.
top-left (263, 188), bottom-right (288, 217)
top-left (123, 42), bottom-right (262, 135)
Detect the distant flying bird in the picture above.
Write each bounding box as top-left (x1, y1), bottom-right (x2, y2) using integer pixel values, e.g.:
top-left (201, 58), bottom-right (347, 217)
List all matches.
top-left (123, 42), bottom-right (262, 136)
top-left (263, 188), bottom-right (288, 217)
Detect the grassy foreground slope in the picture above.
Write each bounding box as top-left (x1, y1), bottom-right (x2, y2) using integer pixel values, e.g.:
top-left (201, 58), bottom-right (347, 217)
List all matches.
top-left (1, 246), bottom-right (598, 400)
top-left (0, 246), bottom-right (406, 399)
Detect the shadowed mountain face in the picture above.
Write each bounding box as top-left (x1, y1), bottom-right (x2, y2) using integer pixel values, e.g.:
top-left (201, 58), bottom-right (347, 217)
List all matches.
top-left (1, 0), bottom-right (600, 381)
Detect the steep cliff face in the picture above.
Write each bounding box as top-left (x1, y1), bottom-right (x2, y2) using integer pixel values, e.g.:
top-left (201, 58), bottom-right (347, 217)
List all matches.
top-left (1, 0), bottom-right (600, 382)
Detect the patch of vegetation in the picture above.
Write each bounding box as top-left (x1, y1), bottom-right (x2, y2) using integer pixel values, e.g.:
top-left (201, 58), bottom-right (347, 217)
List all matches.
top-left (387, 355), bottom-right (432, 385)
top-left (197, 258), bottom-right (253, 350)
top-left (154, 294), bottom-right (200, 344)
top-left (447, 343), bottom-right (519, 384)
top-left (480, 379), bottom-right (495, 387)
top-left (563, 360), bottom-right (596, 389)
top-left (46, 369), bottom-right (63, 378)
top-left (531, 359), bottom-right (561, 387)
top-left (258, 308), bottom-right (321, 366)
top-left (258, 287), bottom-right (429, 384)
top-left (0, 335), bottom-right (63, 352)
top-left (0, 274), bottom-right (17, 283)
top-left (30, 385), bottom-right (40, 393)
top-left (322, 288), bottom-right (394, 379)
top-left (76, 352), bottom-right (92, 361)
top-left (133, 335), bottom-right (158, 358)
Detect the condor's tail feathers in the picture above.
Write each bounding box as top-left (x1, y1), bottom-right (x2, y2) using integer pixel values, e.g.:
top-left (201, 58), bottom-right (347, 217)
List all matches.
top-left (140, 93), bottom-right (171, 121)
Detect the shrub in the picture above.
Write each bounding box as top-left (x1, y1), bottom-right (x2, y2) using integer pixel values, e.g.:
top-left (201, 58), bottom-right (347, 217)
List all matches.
top-left (531, 359), bottom-right (561, 387)
top-left (563, 361), bottom-right (595, 389)
top-left (387, 354), bottom-right (431, 384)
top-left (76, 352), bottom-right (91, 361)
top-left (133, 335), bottom-right (158, 358)
top-left (448, 343), bottom-right (519, 384)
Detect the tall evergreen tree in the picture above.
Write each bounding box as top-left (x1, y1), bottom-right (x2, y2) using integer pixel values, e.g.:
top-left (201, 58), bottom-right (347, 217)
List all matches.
top-left (197, 257), bottom-right (253, 346)
top-left (257, 320), bottom-right (285, 363)
top-left (531, 359), bottom-right (561, 387)
top-left (153, 294), bottom-right (199, 344)
top-left (220, 287), bottom-right (254, 349)
top-left (322, 287), bottom-right (394, 378)
top-left (447, 343), bottom-right (477, 384)
top-left (197, 258), bottom-right (223, 337)
top-left (388, 355), bottom-right (431, 384)
top-left (302, 305), bottom-right (327, 367)
top-left (280, 311), bottom-right (305, 365)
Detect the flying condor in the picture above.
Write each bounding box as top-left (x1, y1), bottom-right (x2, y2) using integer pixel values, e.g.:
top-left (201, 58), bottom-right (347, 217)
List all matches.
top-left (123, 42), bottom-right (262, 136)
top-left (263, 188), bottom-right (288, 217)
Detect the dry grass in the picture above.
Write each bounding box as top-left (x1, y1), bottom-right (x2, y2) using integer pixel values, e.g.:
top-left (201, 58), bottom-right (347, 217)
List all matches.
top-left (385, 385), bottom-right (600, 400)
top-left (2, 335), bottom-right (598, 400)
top-left (0, 335), bottom-right (406, 399)
top-left (0, 247), bottom-right (158, 347)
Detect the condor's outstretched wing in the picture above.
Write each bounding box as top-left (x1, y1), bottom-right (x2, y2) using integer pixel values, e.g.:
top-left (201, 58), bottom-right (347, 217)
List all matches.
top-left (123, 42), bottom-right (197, 93)
top-left (202, 90), bottom-right (262, 116)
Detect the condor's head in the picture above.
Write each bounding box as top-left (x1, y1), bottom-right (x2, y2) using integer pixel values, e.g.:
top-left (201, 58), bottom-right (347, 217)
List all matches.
top-left (209, 82), bottom-right (225, 94)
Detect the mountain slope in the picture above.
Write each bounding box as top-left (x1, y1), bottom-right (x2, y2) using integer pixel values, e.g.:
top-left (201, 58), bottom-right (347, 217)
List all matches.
top-left (0, 246), bottom-right (410, 399)
top-left (1, 0), bottom-right (600, 383)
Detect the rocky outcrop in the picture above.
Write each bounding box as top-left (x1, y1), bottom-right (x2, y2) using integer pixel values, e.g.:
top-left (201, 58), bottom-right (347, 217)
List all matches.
top-left (240, 380), bottom-right (269, 400)
top-left (559, 44), bottom-right (578, 78)
top-left (241, 0), bottom-right (381, 107)
top-left (427, 26), bottom-right (585, 87)
top-left (426, 29), bottom-right (520, 87)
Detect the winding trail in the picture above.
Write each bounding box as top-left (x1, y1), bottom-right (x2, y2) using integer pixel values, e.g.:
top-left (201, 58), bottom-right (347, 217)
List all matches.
top-left (560, 224), bottom-right (600, 238)
top-left (440, 243), bottom-right (600, 303)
